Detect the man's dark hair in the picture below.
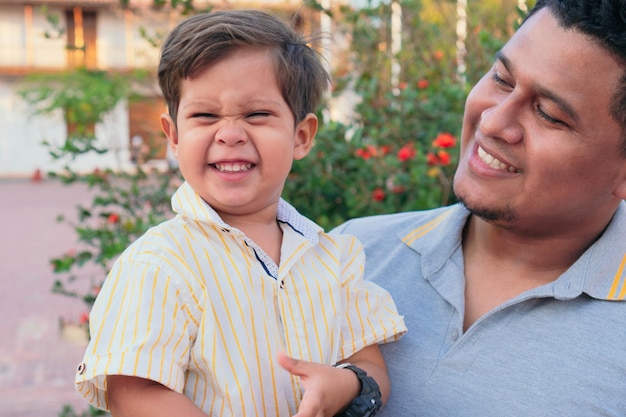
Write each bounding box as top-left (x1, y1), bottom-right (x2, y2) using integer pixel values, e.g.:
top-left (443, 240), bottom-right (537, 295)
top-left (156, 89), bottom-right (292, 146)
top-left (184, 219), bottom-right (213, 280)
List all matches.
top-left (525, 0), bottom-right (626, 154)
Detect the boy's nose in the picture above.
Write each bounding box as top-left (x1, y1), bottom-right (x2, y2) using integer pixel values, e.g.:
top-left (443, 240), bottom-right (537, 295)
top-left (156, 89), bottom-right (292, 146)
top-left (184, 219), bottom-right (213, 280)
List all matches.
top-left (216, 122), bottom-right (247, 146)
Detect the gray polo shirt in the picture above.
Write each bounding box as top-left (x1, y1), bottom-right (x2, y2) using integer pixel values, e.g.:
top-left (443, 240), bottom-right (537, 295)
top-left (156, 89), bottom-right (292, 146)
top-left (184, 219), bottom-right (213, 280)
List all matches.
top-left (333, 202), bottom-right (626, 416)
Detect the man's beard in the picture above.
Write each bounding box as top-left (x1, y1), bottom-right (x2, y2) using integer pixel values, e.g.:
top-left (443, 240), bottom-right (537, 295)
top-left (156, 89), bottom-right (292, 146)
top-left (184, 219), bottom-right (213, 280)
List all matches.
top-left (454, 190), bottom-right (518, 225)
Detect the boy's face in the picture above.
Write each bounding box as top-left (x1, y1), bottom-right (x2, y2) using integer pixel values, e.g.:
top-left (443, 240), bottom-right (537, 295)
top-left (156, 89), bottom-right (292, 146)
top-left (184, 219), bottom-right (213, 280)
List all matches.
top-left (161, 48), bottom-right (317, 223)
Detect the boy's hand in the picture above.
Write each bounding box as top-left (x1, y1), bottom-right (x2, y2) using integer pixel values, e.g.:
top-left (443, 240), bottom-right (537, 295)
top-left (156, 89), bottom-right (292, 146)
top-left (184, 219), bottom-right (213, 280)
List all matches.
top-left (277, 351), bottom-right (360, 417)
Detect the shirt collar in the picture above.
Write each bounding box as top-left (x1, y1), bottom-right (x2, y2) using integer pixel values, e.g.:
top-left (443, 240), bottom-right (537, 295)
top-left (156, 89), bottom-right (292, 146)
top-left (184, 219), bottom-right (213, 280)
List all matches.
top-left (171, 181), bottom-right (321, 245)
top-left (401, 202), bottom-right (626, 301)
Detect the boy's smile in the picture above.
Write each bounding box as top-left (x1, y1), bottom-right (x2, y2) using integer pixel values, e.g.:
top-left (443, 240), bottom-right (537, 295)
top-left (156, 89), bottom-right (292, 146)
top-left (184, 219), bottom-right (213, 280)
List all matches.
top-left (160, 47), bottom-right (317, 226)
top-left (212, 162), bottom-right (254, 173)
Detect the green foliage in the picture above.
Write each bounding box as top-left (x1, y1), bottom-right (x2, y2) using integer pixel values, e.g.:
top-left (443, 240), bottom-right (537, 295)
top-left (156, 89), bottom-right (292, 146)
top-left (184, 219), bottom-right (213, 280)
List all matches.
top-left (58, 404), bottom-right (109, 417)
top-left (48, 166), bottom-right (180, 309)
top-left (18, 68), bottom-right (146, 157)
top-left (284, 80), bottom-right (465, 230)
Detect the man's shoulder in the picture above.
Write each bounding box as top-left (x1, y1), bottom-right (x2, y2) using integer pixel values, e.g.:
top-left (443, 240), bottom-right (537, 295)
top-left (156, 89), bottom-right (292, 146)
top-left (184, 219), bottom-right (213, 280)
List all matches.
top-left (332, 204), bottom-right (460, 238)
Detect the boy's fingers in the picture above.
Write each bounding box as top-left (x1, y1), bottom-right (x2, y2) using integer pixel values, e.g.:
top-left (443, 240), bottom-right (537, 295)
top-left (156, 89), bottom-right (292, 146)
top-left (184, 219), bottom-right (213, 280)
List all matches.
top-left (276, 351), bottom-right (299, 373)
top-left (277, 351), bottom-right (312, 377)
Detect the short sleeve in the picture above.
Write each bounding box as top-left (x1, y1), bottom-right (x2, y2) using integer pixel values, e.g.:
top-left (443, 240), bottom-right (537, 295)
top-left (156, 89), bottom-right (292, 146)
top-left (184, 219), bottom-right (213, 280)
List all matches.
top-left (74, 258), bottom-right (199, 410)
top-left (336, 234), bottom-right (407, 359)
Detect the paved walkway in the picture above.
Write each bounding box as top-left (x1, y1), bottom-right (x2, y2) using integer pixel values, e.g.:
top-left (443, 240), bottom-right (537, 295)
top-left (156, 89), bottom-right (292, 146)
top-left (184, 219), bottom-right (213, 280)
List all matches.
top-left (0, 179), bottom-right (98, 416)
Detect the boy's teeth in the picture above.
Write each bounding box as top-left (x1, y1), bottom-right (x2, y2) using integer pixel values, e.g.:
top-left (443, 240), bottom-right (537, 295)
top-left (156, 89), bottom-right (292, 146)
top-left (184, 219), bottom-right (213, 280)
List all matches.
top-left (477, 146), bottom-right (518, 173)
top-left (214, 162), bottom-right (253, 172)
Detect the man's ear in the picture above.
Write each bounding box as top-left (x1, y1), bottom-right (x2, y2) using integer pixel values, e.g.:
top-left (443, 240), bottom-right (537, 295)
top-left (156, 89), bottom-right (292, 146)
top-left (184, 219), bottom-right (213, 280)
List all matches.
top-left (613, 164), bottom-right (626, 200)
top-left (293, 113), bottom-right (318, 161)
top-left (160, 113), bottom-right (179, 156)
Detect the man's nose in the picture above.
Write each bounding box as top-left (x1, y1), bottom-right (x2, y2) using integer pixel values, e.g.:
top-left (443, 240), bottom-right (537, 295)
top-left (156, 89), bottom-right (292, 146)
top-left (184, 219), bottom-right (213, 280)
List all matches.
top-left (479, 97), bottom-right (524, 144)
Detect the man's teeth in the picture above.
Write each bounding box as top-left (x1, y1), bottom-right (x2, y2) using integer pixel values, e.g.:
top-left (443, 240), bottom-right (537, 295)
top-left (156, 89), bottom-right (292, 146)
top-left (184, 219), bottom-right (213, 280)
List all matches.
top-left (214, 162), bottom-right (253, 173)
top-left (477, 146), bottom-right (518, 173)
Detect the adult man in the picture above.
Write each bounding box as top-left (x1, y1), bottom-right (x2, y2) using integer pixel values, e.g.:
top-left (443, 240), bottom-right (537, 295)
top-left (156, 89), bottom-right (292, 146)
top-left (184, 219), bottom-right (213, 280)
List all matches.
top-left (332, 0), bottom-right (626, 415)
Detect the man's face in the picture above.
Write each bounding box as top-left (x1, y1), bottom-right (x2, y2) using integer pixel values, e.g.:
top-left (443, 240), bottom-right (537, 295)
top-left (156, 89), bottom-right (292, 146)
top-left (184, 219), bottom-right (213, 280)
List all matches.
top-left (453, 8), bottom-right (626, 236)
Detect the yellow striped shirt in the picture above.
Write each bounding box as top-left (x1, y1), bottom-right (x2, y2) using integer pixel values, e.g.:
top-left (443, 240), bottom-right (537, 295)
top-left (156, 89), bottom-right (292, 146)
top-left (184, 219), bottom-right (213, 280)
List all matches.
top-left (75, 182), bottom-right (406, 416)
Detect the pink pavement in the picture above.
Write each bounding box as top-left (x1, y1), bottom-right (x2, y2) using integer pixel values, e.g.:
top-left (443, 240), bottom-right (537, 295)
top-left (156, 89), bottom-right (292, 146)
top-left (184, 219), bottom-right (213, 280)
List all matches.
top-left (0, 179), bottom-right (99, 417)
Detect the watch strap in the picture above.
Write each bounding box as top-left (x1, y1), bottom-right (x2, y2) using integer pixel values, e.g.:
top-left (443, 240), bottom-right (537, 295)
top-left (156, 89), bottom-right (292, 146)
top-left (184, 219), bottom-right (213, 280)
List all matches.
top-left (333, 363), bottom-right (382, 417)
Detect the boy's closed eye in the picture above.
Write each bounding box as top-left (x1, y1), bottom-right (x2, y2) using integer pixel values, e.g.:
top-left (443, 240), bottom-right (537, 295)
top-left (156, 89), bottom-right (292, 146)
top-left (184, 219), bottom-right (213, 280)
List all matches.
top-left (191, 112), bottom-right (219, 120)
top-left (246, 111), bottom-right (271, 118)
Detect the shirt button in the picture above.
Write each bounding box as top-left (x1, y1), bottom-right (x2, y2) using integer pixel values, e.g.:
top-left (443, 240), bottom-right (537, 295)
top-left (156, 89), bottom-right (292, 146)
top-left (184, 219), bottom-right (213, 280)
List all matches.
top-left (76, 362), bottom-right (86, 375)
top-left (451, 329), bottom-right (460, 341)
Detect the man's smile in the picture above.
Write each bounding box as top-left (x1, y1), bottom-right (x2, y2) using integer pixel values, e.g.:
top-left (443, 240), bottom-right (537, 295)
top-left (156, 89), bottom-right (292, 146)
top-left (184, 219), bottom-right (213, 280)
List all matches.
top-left (477, 146), bottom-right (519, 173)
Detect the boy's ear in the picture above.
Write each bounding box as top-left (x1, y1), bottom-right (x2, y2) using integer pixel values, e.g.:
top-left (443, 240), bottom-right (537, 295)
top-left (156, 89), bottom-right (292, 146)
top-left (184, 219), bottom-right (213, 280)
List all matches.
top-left (293, 113), bottom-right (318, 161)
top-left (160, 113), bottom-right (179, 156)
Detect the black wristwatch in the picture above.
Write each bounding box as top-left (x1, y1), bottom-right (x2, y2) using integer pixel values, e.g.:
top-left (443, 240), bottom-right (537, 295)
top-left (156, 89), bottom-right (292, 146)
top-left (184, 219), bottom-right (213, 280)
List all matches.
top-left (333, 363), bottom-right (382, 417)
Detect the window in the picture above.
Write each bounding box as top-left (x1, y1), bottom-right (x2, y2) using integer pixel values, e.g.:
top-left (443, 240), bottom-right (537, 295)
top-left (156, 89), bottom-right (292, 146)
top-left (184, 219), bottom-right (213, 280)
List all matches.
top-left (65, 8), bottom-right (97, 69)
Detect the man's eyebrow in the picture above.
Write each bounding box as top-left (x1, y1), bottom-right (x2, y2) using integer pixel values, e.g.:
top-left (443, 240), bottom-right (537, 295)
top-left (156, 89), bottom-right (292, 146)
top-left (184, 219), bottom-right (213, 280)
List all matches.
top-left (494, 50), bottom-right (580, 125)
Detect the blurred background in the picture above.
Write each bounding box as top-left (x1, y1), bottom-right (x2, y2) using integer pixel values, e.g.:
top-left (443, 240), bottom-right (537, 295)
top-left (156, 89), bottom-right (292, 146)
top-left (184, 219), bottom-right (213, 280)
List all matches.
top-left (0, 0), bottom-right (532, 415)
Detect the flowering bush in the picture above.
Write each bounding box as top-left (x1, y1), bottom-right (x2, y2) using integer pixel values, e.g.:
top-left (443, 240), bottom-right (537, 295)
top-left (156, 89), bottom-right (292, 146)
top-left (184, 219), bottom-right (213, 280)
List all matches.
top-left (48, 166), bottom-right (181, 307)
top-left (284, 74), bottom-right (466, 230)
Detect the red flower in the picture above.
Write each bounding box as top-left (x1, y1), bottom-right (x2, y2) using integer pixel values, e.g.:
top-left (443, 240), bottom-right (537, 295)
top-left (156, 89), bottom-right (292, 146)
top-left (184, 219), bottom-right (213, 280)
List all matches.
top-left (426, 152), bottom-right (439, 166)
top-left (356, 147), bottom-right (373, 160)
top-left (437, 150), bottom-right (451, 166)
top-left (417, 79), bottom-right (429, 89)
top-left (92, 167), bottom-right (108, 180)
top-left (79, 312), bottom-right (89, 325)
top-left (434, 50), bottom-right (444, 61)
top-left (432, 132), bottom-right (457, 148)
top-left (107, 213), bottom-right (120, 224)
top-left (397, 144), bottom-right (416, 162)
top-left (372, 188), bottom-right (386, 202)
top-left (356, 145), bottom-right (383, 160)
top-left (379, 145), bottom-right (391, 155)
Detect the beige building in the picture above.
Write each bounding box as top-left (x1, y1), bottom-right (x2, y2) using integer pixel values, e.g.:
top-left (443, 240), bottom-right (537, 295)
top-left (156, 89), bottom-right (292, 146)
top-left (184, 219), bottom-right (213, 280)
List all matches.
top-left (0, 0), bottom-right (318, 177)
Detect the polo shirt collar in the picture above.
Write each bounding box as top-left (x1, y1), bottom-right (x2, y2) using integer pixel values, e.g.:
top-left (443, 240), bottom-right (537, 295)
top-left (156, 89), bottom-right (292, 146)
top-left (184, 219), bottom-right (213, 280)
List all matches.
top-left (401, 201), bottom-right (626, 302)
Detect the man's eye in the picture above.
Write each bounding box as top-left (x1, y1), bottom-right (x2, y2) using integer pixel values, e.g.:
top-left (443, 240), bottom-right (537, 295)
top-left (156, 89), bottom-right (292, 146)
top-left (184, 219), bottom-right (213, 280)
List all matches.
top-left (535, 104), bottom-right (564, 125)
top-left (491, 72), bottom-right (510, 87)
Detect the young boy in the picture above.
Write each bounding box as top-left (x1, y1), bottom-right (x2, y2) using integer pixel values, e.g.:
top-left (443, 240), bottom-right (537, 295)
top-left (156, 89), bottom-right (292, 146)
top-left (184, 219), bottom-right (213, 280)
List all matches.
top-left (75, 9), bottom-right (406, 417)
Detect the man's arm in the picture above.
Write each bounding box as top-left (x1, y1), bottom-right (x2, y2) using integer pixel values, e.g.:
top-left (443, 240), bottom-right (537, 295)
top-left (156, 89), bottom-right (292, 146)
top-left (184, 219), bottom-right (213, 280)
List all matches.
top-left (107, 375), bottom-right (207, 417)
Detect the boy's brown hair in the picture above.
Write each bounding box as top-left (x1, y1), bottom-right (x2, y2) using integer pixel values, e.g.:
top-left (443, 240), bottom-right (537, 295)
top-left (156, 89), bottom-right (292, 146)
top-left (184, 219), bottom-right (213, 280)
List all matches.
top-left (158, 9), bottom-right (329, 125)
